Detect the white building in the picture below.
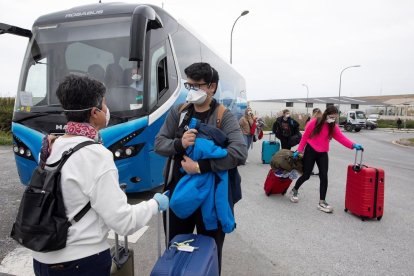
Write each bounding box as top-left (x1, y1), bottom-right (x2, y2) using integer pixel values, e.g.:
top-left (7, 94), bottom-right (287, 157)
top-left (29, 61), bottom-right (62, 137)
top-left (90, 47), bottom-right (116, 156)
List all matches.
top-left (249, 94), bottom-right (414, 119)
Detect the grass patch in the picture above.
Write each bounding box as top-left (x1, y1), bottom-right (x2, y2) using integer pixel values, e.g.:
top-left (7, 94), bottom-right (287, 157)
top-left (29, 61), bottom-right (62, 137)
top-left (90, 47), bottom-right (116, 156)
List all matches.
top-left (0, 130), bottom-right (12, 145)
top-left (408, 138), bottom-right (414, 143)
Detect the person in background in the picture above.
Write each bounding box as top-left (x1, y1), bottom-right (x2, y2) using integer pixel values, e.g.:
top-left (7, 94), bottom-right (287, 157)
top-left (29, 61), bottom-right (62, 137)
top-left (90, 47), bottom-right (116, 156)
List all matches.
top-left (290, 106), bottom-right (363, 213)
top-left (397, 117), bottom-right (402, 130)
top-left (272, 109), bottom-right (300, 150)
top-left (239, 107), bottom-right (256, 152)
top-left (307, 108), bottom-right (323, 175)
top-left (32, 75), bottom-right (169, 276)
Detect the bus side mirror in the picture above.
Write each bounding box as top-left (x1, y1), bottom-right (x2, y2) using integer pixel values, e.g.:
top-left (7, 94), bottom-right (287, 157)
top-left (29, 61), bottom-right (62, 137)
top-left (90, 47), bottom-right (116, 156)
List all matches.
top-left (129, 5), bottom-right (163, 61)
top-left (0, 22), bottom-right (32, 38)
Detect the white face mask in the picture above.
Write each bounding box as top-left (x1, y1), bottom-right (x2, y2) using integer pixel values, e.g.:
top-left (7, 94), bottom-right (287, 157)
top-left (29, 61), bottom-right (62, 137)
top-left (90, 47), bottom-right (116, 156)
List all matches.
top-left (186, 89), bottom-right (208, 105)
top-left (248, 111), bottom-right (253, 116)
top-left (326, 118), bottom-right (336, 123)
top-left (131, 74), bottom-right (142, 81)
top-left (285, 114), bottom-right (290, 118)
top-left (105, 107), bottom-right (110, 126)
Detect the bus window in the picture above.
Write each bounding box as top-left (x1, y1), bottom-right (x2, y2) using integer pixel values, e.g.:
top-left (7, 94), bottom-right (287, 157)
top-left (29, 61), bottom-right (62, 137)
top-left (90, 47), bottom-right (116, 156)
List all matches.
top-left (25, 58), bottom-right (47, 106)
top-left (149, 45), bottom-right (167, 108)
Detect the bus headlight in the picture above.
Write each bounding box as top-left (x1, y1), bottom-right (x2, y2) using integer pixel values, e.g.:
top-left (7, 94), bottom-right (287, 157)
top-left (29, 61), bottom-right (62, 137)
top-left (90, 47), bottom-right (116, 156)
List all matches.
top-left (12, 135), bottom-right (36, 161)
top-left (125, 147), bottom-right (133, 156)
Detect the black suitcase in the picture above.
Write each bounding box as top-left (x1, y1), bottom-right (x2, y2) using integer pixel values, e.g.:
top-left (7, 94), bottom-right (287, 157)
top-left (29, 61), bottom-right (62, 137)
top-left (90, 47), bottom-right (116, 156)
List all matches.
top-left (110, 184), bottom-right (135, 275)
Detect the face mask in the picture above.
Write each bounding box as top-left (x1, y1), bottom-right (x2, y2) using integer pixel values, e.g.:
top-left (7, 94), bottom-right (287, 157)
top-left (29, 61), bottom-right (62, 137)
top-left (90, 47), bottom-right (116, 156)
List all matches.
top-left (186, 89), bottom-right (207, 105)
top-left (326, 118), bottom-right (336, 123)
top-left (131, 74), bottom-right (142, 81)
top-left (105, 107), bottom-right (110, 126)
top-left (248, 111), bottom-right (253, 116)
top-left (285, 114), bottom-right (290, 118)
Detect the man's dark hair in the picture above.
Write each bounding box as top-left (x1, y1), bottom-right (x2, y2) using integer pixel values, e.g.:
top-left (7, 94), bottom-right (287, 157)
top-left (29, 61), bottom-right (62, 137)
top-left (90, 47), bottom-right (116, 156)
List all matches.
top-left (184, 62), bottom-right (219, 92)
top-left (56, 75), bottom-right (106, 122)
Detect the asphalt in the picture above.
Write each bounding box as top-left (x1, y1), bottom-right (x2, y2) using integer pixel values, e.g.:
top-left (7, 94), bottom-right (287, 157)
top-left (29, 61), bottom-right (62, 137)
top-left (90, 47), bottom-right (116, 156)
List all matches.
top-left (1, 129), bottom-right (414, 275)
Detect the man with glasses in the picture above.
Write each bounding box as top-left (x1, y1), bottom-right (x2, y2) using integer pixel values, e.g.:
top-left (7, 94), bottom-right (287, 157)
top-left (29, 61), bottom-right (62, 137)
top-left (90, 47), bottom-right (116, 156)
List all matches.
top-left (155, 62), bottom-right (247, 273)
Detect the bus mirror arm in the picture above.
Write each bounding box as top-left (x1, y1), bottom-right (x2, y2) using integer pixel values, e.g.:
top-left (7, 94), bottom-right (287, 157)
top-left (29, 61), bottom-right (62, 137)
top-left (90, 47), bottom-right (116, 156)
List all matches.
top-left (0, 23), bottom-right (32, 38)
top-left (129, 5), bottom-right (163, 61)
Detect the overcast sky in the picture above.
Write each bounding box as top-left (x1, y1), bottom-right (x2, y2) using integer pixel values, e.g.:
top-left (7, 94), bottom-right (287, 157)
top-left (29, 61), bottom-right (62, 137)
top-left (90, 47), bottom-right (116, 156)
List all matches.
top-left (1, 0), bottom-right (414, 100)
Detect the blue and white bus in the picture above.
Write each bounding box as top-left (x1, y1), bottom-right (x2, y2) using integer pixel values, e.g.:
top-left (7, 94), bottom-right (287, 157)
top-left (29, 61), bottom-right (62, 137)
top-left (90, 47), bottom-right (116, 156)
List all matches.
top-left (1, 2), bottom-right (247, 193)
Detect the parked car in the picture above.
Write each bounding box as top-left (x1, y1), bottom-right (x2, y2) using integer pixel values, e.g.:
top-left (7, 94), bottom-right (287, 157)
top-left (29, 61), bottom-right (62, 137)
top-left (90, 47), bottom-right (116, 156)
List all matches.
top-left (365, 120), bottom-right (377, 130)
top-left (367, 114), bottom-right (380, 123)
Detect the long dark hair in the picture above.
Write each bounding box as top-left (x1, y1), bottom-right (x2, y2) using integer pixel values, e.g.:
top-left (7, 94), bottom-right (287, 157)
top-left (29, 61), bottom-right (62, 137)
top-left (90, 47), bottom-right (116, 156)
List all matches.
top-left (311, 106), bottom-right (338, 139)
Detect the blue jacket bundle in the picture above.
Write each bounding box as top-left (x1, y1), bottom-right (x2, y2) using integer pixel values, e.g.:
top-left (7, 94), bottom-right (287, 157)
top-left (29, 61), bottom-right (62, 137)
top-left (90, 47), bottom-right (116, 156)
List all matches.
top-left (169, 118), bottom-right (236, 233)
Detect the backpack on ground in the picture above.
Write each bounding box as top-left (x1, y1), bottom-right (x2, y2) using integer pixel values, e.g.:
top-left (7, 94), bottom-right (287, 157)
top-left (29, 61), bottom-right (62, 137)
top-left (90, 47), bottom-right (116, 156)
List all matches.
top-left (10, 140), bottom-right (97, 252)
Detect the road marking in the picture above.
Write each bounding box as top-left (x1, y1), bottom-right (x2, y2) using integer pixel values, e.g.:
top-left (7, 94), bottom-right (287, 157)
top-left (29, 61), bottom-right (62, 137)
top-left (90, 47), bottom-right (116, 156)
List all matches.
top-left (0, 247), bottom-right (34, 276)
top-left (0, 226), bottom-right (149, 275)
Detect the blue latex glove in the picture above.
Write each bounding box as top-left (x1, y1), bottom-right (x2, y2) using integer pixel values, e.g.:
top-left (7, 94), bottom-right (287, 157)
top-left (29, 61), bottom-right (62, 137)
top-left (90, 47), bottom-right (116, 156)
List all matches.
top-left (292, 151), bottom-right (299, 159)
top-left (153, 193), bottom-right (169, 211)
top-left (352, 144), bottom-right (364, 151)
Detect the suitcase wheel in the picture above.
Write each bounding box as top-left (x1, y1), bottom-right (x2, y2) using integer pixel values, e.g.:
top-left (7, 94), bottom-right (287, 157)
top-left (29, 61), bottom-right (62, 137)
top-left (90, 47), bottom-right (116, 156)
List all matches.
top-left (377, 216), bottom-right (382, 221)
top-left (344, 208), bottom-right (348, 213)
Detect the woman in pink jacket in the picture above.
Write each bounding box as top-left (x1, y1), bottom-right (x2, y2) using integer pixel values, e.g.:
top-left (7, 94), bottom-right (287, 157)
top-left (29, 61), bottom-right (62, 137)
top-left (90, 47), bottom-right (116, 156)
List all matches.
top-left (290, 106), bottom-right (363, 213)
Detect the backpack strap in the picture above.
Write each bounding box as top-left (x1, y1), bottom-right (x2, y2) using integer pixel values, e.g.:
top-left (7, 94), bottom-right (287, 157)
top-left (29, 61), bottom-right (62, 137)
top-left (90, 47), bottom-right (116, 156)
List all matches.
top-left (55, 141), bottom-right (98, 170)
top-left (53, 140), bottom-right (98, 223)
top-left (216, 104), bottom-right (226, 129)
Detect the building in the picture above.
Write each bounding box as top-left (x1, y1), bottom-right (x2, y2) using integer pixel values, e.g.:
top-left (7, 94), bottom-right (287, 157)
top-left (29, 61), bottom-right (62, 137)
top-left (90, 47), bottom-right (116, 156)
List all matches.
top-left (249, 94), bottom-right (414, 119)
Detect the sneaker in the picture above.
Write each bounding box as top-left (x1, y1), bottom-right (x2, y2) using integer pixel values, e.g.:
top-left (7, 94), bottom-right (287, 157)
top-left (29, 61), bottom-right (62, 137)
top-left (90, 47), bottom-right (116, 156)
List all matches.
top-left (290, 188), bottom-right (299, 203)
top-left (318, 200), bottom-right (333, 213)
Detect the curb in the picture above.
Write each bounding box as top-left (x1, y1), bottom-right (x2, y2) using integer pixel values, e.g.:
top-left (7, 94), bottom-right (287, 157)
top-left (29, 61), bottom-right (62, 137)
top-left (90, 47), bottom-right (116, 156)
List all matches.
top-left (392, 140), bottom-right (414, 148)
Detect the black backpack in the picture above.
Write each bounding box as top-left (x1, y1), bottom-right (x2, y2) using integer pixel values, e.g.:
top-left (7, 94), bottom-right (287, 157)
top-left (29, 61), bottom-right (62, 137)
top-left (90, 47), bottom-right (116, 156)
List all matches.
top-left (10, 140), bottom-right (97, 252)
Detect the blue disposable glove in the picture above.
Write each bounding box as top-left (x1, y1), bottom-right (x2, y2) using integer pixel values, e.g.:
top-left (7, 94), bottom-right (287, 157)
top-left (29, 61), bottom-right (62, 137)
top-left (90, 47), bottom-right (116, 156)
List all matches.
top-left (153, 193), bottom-right (169, 211)
top-left (292, 151), bottom-right (299, 159)
top-left (352, 144), bottom-right (363, 151)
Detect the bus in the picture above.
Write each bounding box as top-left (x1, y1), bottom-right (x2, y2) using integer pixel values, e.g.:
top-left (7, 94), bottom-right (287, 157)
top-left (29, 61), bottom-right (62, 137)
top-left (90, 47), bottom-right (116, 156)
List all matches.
top-left (0, 2), bottom-right (247, 193)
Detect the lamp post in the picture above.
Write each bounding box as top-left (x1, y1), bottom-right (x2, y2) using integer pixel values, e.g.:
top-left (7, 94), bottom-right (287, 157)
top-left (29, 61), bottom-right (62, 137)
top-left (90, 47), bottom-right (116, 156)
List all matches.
top-left (302, 83), bottom-right (309, 115)
top-left (230, 10), bottom-right (249, 64)
top-left (338, 65), bottom-right (361, 114)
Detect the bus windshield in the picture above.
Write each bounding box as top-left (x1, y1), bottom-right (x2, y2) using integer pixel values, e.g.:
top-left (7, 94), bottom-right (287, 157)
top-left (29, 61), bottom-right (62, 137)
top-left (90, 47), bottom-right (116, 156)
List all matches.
top-left (16, 16), bottom-right (145, 122)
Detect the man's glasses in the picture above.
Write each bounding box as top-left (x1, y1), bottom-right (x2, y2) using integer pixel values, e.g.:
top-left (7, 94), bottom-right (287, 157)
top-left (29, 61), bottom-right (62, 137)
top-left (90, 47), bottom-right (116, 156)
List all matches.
top-left (184, 82), bottom-right (210, 91)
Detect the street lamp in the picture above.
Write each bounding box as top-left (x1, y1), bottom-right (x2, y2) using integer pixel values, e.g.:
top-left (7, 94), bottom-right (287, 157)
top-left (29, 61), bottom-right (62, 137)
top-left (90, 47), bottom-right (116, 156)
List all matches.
top-left (230, 10), bottom-right (249, 64)
top-left (302, 83), bottom-right (310, 115)
top-left (338, 65), bottom-right (361, 114)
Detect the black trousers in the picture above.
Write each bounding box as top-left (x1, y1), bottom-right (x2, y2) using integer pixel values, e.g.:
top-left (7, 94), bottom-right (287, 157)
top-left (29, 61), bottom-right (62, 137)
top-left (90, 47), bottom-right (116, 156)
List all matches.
top-left (163, 207), bottom-right (226, 274)
top-left (293, 144), bottom-right (329, 200)
top-left (279, 137), bottom-right (291, 150)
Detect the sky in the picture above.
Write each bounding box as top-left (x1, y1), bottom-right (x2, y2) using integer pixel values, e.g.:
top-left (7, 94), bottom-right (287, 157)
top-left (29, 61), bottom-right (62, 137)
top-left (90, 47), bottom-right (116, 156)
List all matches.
top-left (1, 0), bottom-right (414, 100)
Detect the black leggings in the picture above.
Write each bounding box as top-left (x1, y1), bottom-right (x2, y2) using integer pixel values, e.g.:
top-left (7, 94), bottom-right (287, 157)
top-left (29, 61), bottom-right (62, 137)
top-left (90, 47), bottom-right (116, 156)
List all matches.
top-left (294, 144), bottom-right (329, 200)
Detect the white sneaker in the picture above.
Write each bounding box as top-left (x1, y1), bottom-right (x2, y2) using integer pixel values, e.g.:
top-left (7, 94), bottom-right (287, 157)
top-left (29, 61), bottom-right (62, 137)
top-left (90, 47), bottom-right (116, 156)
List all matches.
top-left (318, 200), bottom-right (333, 213)
top-left (290, 189), bottom-right (299, 203)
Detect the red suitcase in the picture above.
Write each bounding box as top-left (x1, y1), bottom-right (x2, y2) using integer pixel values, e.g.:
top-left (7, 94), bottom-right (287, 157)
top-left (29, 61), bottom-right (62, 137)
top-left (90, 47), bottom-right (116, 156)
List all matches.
top-left (264, 169), bottom-right (292, 196)
top-left (345, 150), bottom-right (384, 221)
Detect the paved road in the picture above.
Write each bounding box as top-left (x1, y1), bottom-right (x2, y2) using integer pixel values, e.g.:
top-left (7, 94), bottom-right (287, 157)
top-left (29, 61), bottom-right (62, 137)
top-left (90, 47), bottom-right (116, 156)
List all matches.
top-left (0, 129), bottom-right (413, 275)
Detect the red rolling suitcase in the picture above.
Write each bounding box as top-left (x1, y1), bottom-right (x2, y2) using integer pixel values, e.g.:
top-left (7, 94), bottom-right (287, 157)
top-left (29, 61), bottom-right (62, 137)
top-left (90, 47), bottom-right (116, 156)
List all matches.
top-left (344, 150), bottom-right (384, 221)
top-left (264, 169), bottom-right (293, 196)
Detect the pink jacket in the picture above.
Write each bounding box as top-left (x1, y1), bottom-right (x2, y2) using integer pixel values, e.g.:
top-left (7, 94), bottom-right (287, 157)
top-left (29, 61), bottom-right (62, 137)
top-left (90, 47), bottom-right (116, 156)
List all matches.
top-left (297, 118), bottom-right (354, 153)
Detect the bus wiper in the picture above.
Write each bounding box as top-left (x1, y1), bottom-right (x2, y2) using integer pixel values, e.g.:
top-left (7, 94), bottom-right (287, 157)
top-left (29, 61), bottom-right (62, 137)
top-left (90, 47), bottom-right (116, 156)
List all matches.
top-left (14, 111), bottom-right (63, 123)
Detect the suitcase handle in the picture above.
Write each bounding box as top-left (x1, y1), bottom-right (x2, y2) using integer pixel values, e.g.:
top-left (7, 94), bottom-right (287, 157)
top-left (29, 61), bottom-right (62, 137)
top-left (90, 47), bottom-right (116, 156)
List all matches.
top-left (157, 191), bottom-right (170, 258)
top-left (353, 149), bottom-right (364, 171)
top-left (114, 183), bottom-right (129, 263)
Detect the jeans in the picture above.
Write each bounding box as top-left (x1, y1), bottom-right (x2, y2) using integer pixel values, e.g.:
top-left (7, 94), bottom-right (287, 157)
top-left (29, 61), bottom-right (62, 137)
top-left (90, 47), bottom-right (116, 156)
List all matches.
top-left (243, 134), bottom-right (253, 150)
top-left (33, 249), bottom-right (111, 276)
